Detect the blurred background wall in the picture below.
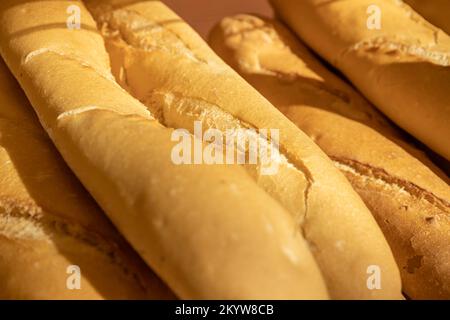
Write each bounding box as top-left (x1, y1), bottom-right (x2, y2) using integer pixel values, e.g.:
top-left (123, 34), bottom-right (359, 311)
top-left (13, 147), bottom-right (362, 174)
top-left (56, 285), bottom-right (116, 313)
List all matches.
top-left (161, 0), bottom-right (273, 38)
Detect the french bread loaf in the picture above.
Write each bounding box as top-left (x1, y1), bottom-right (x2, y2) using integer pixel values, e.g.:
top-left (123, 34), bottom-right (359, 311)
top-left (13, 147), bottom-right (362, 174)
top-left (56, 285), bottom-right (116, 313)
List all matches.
top-left (0, 0), bottom-right (329, 299)
top-left (0, 58), bottom-right (173, 299)
top-left (270, 0), bottom-right (450, 161)
top-left (404, 0), bottom-right (450, 35)
top-left (83, 0), bottom-right (402, 299)
top-left (209, 14), bottom-right (450, 299)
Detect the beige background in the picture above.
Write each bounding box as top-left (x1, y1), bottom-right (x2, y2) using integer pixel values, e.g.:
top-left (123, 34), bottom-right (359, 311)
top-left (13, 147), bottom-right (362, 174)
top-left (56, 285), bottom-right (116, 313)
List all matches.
top-left (161, 0), bottom-right (273, 38)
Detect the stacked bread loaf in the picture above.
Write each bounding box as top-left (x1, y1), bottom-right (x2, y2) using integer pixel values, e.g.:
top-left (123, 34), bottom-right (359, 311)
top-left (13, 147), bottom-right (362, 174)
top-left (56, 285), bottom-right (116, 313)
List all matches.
top-left (0, 0), bottom-right (330, 300)
top-left (0, 58), bottom-right (173, 299)
top-left (0, 0), bottom-right (447, 300)
top-left (0, 0), bottom-right (403, 299)
top-left (87, 0), bottom-right (406, 299)
top-left (209, 14), bottom-right (450, 300)
top-left (270, 0), bottom-right (450, 161)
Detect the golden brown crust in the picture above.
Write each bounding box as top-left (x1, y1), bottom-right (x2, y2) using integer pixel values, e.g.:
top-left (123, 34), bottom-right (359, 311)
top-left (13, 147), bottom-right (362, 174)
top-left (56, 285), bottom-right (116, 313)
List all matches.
top-left (404, 0), bottom-right (450, 35)
top-left (335, 158), bottom-right (450, 299)
top-left (0, 57), bottom-right (174, 299)
top-left (0, 0), bottom-right (329, 299)
top-left (209, 14), bottom-right (450, 299)
top-left (83, 0), bottom-right (402, 299)
top-left (270, 0), bottom-right (450, 161)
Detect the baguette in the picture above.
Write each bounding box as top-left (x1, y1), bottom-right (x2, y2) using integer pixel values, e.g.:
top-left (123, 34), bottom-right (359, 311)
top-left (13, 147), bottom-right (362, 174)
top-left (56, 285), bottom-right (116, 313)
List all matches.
top-left (0, 0), bottom-right (329, 299)
top-left (209, 14), bottom-right (450, 299)
top-left (270, 0), bottom-right (450, 161)
top-left (83, 0), bottom-right (402, 299)
top-left (0, 58), bottom-right (173, 299)
top-left (404, 0), bottom-right (450, 35)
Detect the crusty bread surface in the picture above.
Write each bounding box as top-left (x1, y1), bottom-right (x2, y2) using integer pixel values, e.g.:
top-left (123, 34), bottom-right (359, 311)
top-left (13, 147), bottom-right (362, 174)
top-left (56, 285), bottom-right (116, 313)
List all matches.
top-left (0, 0), bottom-right (331, 299)
top-left (83, 0), bottom-right (402, 299)
top-left (209, 14), bottom-right (450, 299)
top-left (0, 57), bottom-right (173, 299)
top-left (404, 0), bottom-right (450, 35)
top-left (270, 0), bottom-right (450, 161)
